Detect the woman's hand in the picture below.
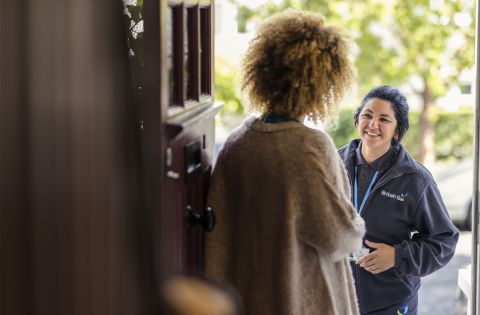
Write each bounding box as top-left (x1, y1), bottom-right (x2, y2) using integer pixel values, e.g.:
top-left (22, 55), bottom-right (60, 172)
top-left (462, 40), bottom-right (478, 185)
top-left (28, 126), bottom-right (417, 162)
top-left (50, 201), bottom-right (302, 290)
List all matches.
top-left (356, 240), bottom-right (395, 274)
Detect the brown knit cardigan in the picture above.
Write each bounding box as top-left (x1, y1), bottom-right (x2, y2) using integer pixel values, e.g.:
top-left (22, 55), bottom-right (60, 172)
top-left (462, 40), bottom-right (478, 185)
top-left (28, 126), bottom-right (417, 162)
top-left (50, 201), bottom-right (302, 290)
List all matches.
top-left (205, 117), bottom-right (365, 315)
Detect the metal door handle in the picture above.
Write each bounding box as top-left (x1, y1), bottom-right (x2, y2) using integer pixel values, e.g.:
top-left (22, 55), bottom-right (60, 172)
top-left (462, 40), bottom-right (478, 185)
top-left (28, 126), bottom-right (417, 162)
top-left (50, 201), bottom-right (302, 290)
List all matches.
top-left (185, 205), bottom-right (216, 233)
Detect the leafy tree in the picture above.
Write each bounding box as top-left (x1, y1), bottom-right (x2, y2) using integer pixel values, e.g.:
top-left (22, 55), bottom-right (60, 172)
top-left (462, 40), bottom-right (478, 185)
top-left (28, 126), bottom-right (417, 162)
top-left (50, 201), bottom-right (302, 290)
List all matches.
top-left (432, 108), bottom-right (474, 160)
top-left (231, 0), bottom-right (475, 164)
top-left (215, 55), bottom-right (244, 116)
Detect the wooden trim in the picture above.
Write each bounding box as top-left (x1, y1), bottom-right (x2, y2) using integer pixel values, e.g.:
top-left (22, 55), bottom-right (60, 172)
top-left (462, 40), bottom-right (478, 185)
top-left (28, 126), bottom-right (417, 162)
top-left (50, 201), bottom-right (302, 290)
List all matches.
top-left (168, 0), bottom-right (185, 5)
top-left (168, 105), bottom-right (186, 118)
top-left (169, 0), bottom-right (212, 4)
top-left (184, 1), bottom-right (198, 8)
top-left (199, 94), bottom-right (213, 104)
top-left (168, 100), bottom-right (217, 119)
top-left (199, 0), bottom-right (212, 6)
top-left (184, 0), bottom-right (200, 5)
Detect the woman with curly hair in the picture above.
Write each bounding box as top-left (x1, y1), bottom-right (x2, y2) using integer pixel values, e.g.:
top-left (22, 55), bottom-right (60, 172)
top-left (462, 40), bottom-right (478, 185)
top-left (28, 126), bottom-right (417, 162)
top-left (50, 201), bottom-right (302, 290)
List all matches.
top-left (205, 9), bottom-right (365, 315)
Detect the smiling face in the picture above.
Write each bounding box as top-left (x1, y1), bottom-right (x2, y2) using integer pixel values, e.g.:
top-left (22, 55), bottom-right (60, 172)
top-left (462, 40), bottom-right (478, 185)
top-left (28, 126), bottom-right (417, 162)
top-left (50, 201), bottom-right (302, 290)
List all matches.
top-left (357, 98), bottom-right (398, 157)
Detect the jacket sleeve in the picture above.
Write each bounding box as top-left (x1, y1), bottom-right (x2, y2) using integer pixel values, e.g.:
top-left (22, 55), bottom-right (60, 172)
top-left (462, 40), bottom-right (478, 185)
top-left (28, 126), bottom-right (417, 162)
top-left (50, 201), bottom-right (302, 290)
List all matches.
top-left (296, 135), bottom-right (365, 262)
top-left (394, 180), bottom-right (459, 277)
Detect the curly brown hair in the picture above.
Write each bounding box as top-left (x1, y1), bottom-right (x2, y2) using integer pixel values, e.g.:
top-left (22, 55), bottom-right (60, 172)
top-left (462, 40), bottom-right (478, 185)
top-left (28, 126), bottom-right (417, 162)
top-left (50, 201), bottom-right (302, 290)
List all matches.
top-left (241, 9), bottom-right (354, 121)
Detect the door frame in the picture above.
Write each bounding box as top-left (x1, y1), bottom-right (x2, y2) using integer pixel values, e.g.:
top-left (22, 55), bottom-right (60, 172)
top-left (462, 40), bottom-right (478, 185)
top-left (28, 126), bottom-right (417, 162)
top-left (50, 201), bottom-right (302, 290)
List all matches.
top-left (471, 0), bottom-right (480, 313)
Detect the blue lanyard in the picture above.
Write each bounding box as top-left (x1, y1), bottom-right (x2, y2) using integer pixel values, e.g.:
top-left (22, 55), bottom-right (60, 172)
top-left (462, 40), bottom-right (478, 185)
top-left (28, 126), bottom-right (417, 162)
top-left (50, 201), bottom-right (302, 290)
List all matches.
top-left (354, 166), bottom-right (379, 215)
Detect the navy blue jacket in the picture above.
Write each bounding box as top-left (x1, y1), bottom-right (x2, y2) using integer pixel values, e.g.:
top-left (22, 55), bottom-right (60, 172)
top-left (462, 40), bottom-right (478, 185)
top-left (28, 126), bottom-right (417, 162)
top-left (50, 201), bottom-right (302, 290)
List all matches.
top-left (338, 140), bottom-right (459, 313)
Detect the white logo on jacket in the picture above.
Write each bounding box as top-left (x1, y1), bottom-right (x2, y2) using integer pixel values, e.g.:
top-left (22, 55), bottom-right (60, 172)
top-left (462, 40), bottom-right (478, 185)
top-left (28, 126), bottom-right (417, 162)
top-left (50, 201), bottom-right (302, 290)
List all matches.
top-left (381, 190), bottom-right (408, 202)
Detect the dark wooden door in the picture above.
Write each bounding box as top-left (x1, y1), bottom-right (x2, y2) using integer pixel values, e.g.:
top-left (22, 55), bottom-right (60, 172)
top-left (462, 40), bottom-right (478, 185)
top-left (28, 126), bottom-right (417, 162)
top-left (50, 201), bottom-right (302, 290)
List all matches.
top-left (126, 0), bottom-right (220, 275)
top-left (157, 1), bottom-right (221, 274)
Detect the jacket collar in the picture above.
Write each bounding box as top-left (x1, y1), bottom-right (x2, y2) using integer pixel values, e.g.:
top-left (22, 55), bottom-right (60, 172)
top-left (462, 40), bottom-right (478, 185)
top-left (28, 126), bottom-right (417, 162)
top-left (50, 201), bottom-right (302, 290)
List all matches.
top-left (354, 142), bottom-right (395, 172)
top-left (339, 139), bottom-right (418, 185)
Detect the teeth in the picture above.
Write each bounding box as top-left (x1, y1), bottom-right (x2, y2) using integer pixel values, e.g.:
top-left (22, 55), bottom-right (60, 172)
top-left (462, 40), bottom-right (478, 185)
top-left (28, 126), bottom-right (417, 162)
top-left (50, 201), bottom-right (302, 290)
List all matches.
top-left (366, 131), bottom-right (380, 136)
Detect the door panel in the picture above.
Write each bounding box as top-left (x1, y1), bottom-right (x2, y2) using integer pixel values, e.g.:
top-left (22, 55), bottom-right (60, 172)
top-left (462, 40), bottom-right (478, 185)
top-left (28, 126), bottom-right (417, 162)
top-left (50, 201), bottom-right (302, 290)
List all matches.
top-left (162, 103), bottom-right (222, 273)
top-left (159, 0), bottom-right (218, 275)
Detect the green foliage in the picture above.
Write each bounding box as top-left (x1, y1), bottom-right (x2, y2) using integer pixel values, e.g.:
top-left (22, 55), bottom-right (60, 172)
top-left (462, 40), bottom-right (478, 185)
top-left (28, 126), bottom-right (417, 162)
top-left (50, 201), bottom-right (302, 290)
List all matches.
top-left (401, 111), bottom-right (420, 159)
top-left (327, 108), bottom-right (474, 161)
top-left (236, 6), bottom-right (255, 33)
top-left (324, 108), bottom-right (357, 149)
top-left (433, 109), bottom-right (474, 160)
top-left (228, 0), bottom-right (475, 163)
top-left (232, 0), bottom-right (475, 94)
top-left (233, 0), bottom-right (319, 33)
top-left (214, 56), bottom-right (245, 116)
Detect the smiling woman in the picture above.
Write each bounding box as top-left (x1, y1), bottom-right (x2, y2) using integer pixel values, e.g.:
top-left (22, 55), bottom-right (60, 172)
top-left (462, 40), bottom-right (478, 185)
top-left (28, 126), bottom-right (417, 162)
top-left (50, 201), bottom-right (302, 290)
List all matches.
top-left (338, 85), bottom-right (459, 315)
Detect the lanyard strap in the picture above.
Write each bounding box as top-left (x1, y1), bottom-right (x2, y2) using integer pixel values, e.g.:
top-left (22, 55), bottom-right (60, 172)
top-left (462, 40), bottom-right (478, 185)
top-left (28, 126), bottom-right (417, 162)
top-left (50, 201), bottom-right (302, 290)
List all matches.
top-left (354, 166), bottom-right (379, 215)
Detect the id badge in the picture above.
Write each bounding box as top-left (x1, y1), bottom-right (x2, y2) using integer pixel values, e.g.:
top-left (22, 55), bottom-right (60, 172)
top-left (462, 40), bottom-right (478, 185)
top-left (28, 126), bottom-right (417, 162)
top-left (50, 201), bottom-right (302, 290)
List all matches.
top-left (348, 247), bottom-right (370, 262)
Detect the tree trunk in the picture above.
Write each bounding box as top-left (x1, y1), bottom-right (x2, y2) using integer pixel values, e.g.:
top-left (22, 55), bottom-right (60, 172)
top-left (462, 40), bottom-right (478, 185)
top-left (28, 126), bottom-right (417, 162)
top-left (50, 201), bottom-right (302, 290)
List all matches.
top-left (418, 80), bottom-right (435, 168)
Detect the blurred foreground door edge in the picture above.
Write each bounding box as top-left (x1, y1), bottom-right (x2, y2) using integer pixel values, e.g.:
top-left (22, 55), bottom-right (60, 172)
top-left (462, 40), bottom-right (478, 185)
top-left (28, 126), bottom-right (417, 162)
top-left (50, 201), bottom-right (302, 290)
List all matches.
top-left (0, 0), bottom-right (221, 313)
